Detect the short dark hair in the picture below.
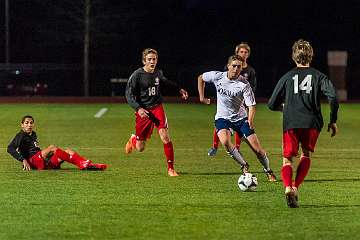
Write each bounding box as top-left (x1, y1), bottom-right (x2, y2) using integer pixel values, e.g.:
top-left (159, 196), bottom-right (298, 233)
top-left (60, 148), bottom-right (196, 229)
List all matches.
top-left (227, 55), bottom-right (244, 65)
top-left (21, 115), bottom-right (34, 123)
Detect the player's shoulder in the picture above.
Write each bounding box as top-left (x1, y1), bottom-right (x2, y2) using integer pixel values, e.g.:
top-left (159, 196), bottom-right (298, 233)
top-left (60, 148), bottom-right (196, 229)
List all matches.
top-left (244, 64), bottom-right (256, 73)
top-left (129, 68), bottom-right (143, 79)
top-left (203, 71), bottom-right (226, 81)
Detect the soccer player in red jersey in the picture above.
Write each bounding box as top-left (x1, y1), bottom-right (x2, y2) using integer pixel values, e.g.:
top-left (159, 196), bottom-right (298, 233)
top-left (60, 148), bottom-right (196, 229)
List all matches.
top-left (7, 115), bottom-right (107, 171)
top-left (268, 39), bottom-right (339, 208)
top-left (125, 48), bottom-right (188, 177)
top-left (208, 43), bottom-right (257, 157)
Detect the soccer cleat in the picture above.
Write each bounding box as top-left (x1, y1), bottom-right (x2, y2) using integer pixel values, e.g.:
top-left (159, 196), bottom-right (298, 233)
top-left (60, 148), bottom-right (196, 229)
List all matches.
top-left (207, 147), bottom-right (218, 156)
top-left (264, 168), bottom-right (277, 182)
top-left (167, 168), bottom-right (179, 177)
top-left (85, 163), bottom-right (107, 171)
top-left (125, 134), bottom-right (136, 154)
top-left (285, 187), bottom-right (299, 208)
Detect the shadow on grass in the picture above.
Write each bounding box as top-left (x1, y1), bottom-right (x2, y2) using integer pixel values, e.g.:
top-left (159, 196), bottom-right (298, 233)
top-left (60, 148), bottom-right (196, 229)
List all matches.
top-left (301, 204), bottom-right (360, 208)
top-left (180, 171), bottom-right (265, 176)
top-left (305, 178), bottom-right (360, 182)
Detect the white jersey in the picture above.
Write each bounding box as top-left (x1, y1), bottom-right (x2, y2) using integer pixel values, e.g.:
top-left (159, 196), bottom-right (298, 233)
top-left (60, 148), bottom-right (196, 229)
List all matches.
top-left (202, 71), bottom-right (256, 122)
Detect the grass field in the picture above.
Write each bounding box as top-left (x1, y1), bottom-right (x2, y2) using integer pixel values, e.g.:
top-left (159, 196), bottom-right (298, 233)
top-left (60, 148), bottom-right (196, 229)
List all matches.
top-left (0, 103), bottom-right (359, 240)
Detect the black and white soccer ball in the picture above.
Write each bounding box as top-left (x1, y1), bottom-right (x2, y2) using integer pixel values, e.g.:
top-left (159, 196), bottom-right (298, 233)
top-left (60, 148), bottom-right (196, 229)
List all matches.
top-left (238, 172), bottom-right (258, 191)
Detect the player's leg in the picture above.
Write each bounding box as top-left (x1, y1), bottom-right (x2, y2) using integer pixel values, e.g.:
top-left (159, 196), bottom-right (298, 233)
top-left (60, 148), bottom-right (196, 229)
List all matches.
top-left (294, 128), bottom-right (319, 189)
top-left (235, 132), bottom-right (242, 150)
top-left (282, 129), bottom-right (299, 208)
top-left (125, 111), bottom-right (154, 154)
top-left (64, 148), bottom-right (107, 170)
top-left (216, 119), bottom-right (249, 173)
top-left (208, 128), bottom-right (219, 156)
top-left (27, 151), bottom-right (47, 170)
top-left (45, 146), bottom-right (88, 170)
top-left (237, 119), bottom-right (276, 181)
top-left (154, 104), bottom-right (178, 177)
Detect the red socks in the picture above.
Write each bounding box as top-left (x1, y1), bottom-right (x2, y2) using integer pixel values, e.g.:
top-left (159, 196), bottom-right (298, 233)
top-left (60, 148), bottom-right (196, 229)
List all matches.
top-left (295, 156), bottom-right (311, 188)
top-left (163, 142), bottom-right (174, 170)
top-left (281, 156), bottom-right (311, 189)
top-left (212, 128), bottom-right (219, 149)
top-left (50, 149), bottom-right (86, 168)
top-left (281, 165), bottom-right (293, 188)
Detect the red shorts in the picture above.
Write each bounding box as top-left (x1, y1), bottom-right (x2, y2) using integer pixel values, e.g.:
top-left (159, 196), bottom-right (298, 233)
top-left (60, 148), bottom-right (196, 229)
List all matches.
top-left (28, 151), bottom-right (62, 170)
top-left (135, 104), bottom-right (168, 141)
top-left (283, 128), bottom-right (320, 158)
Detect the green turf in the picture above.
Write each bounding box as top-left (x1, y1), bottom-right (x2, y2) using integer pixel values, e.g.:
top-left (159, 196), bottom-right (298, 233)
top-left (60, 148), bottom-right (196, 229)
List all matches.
top-left (0, 103), bottom-right (359, 240)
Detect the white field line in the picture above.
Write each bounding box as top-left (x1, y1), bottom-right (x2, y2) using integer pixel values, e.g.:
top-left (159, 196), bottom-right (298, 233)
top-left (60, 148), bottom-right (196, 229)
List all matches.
top-left (94, 108), bottom-right (108, 118)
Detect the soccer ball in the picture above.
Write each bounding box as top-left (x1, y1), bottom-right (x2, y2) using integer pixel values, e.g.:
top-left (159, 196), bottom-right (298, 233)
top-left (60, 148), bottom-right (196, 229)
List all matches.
top-left (238, 173), bottom-right (258, 191)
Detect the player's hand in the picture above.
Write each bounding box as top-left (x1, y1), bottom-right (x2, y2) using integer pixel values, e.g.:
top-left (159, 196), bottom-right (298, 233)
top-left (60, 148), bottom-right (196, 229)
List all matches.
top-left (22, 160), bottom-right (31, 171)
top-left (180, 89), bottom-right (188, 100)
top-left (199, 97), bottom-right (211, 105)
top-left (137, 108), bottom-right (149, 118)
top-left (327, 123), bottom-right (338, 137)
top-left (248, 120), bottom-right (255, 129)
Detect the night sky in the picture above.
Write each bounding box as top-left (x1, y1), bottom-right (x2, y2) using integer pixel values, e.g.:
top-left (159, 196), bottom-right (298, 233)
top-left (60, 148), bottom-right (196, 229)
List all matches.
top-left (1, 0), bottom-right (360, 97)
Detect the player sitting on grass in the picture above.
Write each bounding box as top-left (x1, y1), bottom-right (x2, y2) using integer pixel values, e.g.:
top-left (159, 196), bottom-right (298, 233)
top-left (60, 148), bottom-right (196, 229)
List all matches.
top-left (7, 115), bottom-right (107, 171)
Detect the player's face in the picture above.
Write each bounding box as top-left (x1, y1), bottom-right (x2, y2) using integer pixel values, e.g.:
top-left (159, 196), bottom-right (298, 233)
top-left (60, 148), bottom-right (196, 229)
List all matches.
top-left (21, 118), bottom-right (34, 134)
top-left (236, 47), bottom-right (249, 61)
top-left (227, 60), bottom-right (243, 80)
top-left (143, 53), bottom-right (158, 73)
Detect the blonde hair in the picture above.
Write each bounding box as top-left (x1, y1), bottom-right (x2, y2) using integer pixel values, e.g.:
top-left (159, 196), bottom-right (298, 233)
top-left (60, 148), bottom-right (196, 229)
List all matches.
top-left (292, 39), bottom-right (313, 65)
top-left (142, 48), bottom-right (158, 62)
top-left (235, 42), bottom-right (251, 57)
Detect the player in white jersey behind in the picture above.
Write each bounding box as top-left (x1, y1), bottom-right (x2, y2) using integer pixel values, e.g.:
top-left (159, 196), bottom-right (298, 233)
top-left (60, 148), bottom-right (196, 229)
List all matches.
top-left (198, 55), bottom-right (276, 180)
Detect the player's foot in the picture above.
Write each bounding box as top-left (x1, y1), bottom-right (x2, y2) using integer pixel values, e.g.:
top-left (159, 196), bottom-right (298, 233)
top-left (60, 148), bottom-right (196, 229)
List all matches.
top-left (86, 163), bottom-right (107, 171)
top-left (125, 134), bottom-right (136, 154)
top-left (263, 168), bottom-right (277, 182)
top-left (207, 147), bottom-right (218, 156)
top-left (241, 163), bottom-right (250, 174)
top-left (167, 168), bottom-right (179, 177)
top-left (285, 187), bottom-right (299, 208)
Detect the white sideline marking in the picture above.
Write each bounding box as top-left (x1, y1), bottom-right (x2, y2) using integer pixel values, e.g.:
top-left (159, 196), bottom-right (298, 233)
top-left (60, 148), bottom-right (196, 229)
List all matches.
top-left (94, 108), bottom-right (108, 118)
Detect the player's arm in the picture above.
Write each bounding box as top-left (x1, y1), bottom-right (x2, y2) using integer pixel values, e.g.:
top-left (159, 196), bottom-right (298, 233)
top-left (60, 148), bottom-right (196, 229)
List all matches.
top-left (159, 70), bottom-right (188, 100)
top-left (197, 74), bottom-right (210, 104)
top-left (268, 77), bottom-right (286, 111)
top-left (125, 73), bottom-right (142, 111)
top-left (321, 75), bottom-right (339, 137)
top-left (243, 83), bottom-right (257, 129)
top-left (125, 73), bottom-right (149, 118)
top-left (247, 105), bottom-right (256, 129)
top-left (7, 133), bottom-right (31, 170)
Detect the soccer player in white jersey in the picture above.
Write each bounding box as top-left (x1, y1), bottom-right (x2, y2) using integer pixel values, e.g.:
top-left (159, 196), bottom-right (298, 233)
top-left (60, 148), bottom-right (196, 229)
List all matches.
top-left (198, 55), bottom-right (276, 180)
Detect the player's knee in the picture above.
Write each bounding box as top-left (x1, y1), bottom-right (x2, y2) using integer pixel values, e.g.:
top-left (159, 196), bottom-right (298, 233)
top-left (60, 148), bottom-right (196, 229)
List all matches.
top-left (282, 157), bottom-right (293, 165)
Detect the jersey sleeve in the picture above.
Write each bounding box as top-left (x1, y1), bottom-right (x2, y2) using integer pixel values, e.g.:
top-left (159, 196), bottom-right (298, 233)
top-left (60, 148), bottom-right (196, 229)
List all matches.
top-left (125, 71), bottom-right (141, 111)
top-left (7, 133), bottom-right (25, 162)
top-left (243, 82), bottom-right (256, 107)
top-left (268, 76), bottom-right (286, 111)
top-left (320, 75), bottom-right (339, 123)
top-left (158, 70), bottom-right (181, 91)
top-left (202, 71), bottom-right (221, 83)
